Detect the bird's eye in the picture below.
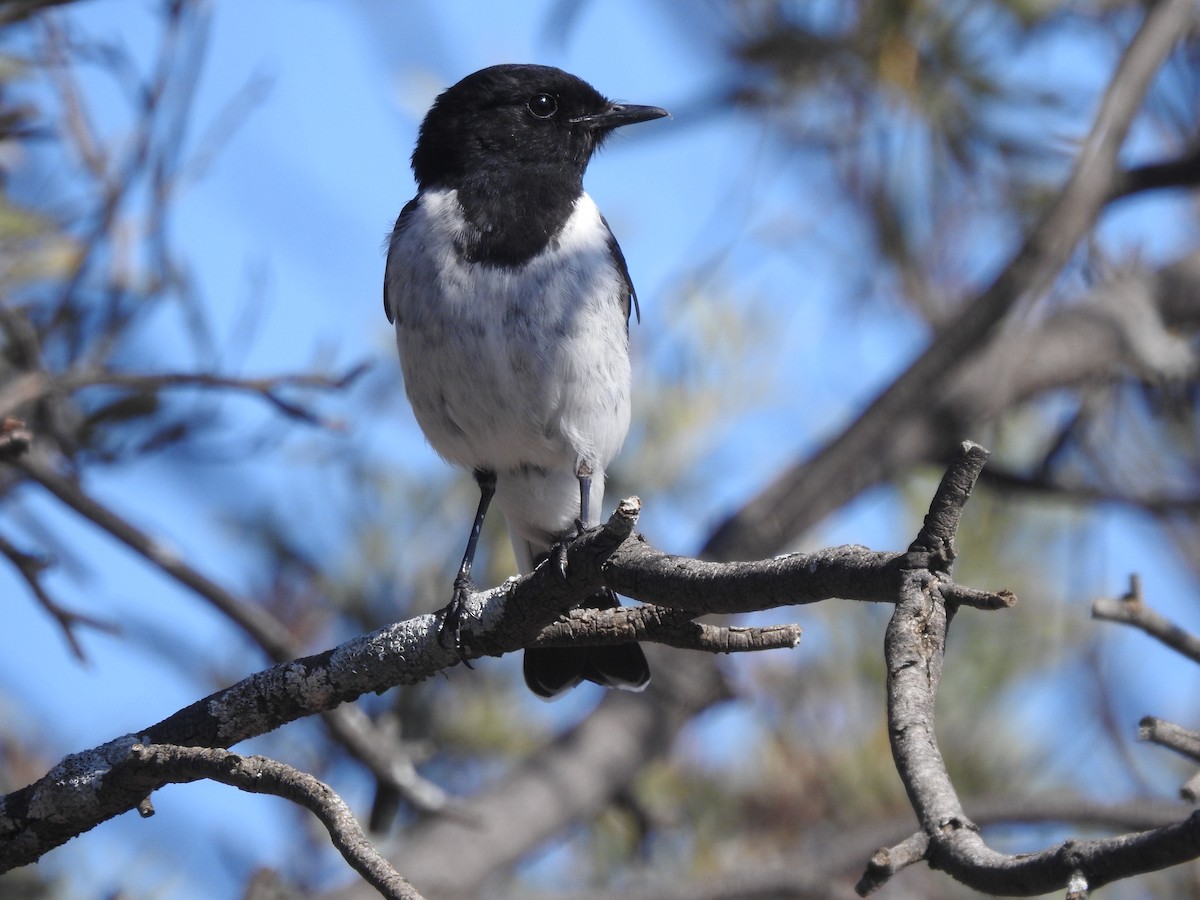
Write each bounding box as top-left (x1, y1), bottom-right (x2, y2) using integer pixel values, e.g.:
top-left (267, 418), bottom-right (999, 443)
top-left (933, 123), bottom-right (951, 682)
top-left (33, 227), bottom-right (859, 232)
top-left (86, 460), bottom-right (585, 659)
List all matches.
top-left (526, 93), bottom-right (558, 119)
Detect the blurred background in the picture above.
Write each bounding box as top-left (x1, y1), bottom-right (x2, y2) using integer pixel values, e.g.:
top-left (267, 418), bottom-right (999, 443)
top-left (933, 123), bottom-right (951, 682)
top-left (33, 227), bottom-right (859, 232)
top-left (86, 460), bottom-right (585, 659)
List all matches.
top-left (1, 0), bottom-right (1199, 897)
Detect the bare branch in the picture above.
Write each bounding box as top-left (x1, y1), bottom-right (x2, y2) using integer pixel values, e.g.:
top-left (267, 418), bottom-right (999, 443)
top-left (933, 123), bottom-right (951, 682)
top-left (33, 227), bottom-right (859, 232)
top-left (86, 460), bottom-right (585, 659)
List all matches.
top-left (9, 453), bottom-right (450, 815)
top-left (0, 0), bottom-right (77, 28)
top-left (13, 453), bottom-right (302, 660)
top-left (0, 366), bottom-right (367, 426)
top-left (0, 532), bottom-right (118, 660)
top-left (857, 831), bottom-right (930, 896)
top-left (1092, 574), bottom-right (1200, 665)
top-left (0, 484), bottom-right (999, 874)
top-left (0, 500), bottom-right (642, 870)
top-left (1139, 717), bottom-right (1200, 766)
top-left (877, 444), bottom-right (1200, 896)
top-left (126, 744), bottom-right (423, 900)
top-left (1111, 144), bottom-right (1200, 201)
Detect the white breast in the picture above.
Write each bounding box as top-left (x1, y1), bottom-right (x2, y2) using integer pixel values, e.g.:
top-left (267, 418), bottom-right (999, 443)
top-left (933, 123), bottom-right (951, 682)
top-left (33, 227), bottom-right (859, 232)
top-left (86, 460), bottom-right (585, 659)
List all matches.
top-left (385, 188), bottom-right (633, 484)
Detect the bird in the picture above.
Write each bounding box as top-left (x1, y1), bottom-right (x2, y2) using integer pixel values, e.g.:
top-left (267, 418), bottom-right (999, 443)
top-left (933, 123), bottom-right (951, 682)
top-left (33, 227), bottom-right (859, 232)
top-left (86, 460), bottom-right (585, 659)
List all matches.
top-left (384, 64), bottom-right (668, 699)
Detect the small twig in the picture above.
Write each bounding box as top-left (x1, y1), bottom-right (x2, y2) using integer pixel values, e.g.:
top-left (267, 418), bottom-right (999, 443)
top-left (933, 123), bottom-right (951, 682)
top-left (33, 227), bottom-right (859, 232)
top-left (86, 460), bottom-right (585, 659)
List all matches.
top-left (909, 441), bottom-right (991, 565)
top-left (1092, 574), bottom-right (1200, 666)
top-left (127, 744), bottom-right (424, 900)
top-left (941, 582), bottom-right (1017, 611)
top-left (13, 453), bottom-right (301, 660)
top-left (0, 532), bottom-right (118, 660)
top-left (0, 366), bottom-right (368, 428)
top-left (857, 831), bottom-right (930, 896)
top-left (1110, 145), bottom-right (1200, 201)
top-left (1139, 717), bottom-right (1200, 765)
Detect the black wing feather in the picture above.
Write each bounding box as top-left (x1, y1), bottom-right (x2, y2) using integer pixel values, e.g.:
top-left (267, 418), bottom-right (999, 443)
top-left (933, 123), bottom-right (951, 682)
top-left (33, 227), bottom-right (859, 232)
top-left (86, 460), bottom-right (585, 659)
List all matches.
top-left (600, 213), bottom-right (639, 329)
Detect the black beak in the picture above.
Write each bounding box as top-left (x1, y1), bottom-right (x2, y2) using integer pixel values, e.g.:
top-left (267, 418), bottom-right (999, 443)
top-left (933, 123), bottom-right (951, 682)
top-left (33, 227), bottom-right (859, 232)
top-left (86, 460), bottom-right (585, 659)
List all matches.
top-left (571, 103), bottom-right (670, 131)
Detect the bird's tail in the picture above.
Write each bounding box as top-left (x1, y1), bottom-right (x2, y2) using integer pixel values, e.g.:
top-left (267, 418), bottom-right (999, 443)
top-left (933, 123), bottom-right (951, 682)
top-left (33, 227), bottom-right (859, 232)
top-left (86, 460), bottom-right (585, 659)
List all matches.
top-left (511, 530), bottom-right (650, 700)
top-left (523, 587), bottom-right (650, 699)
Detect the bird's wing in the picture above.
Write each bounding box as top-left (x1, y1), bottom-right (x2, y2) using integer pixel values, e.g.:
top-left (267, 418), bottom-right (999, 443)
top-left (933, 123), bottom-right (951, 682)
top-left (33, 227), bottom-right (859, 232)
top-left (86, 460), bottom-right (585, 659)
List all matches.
top-left (383, 196), bottom-right (421, 324)
top-left (600, 213), bottom-right (640, 328)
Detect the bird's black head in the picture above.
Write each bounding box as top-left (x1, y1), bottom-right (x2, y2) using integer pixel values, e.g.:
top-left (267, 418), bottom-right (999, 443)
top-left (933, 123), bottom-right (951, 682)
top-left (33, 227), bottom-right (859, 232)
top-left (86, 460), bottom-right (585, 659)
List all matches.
top-left (411, 64), bottom-right (668, 191)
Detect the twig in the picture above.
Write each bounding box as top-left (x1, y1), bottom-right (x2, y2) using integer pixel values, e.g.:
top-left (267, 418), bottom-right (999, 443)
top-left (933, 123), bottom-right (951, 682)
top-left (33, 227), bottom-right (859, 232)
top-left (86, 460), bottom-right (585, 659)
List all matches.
top-left (857, 831), bottom-right (930, 896)
top-left (1139, 717), bottom-right (1200, 765)
top-left (13, 454), bottom-right (300, 660)
top-left (126, 744), bottom-right (423, 900)
top-left (1092, 574), bottom-right (1200, 665)
top-left (0, 532), bottom-right (118, 660)
top-left (1110, 145), bottom-right (1200, 201)
top-left (0, 366), bottom-right (367, 426)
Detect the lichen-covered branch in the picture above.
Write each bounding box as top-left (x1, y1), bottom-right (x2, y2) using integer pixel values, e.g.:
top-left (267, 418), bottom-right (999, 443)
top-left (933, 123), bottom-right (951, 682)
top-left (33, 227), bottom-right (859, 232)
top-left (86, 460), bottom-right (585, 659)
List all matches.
top-left (126, 744), bottom-right (422, 900)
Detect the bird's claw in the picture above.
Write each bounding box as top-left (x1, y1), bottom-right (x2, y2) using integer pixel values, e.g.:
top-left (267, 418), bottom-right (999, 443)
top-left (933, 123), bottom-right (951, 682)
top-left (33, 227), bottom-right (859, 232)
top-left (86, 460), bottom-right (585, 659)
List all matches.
top-left (437, 574), bottom-right (476, 669)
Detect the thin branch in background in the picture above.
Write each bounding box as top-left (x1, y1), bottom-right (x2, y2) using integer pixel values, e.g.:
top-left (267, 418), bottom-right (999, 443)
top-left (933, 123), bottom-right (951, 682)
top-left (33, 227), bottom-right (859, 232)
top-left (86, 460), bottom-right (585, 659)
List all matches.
top-left (0, 365), bottom-right (370, 423)
top-left (1110, 144), bottom-right (1200, 201)
top-left (13, 453), bottom-right (302, 660)
top-left (703, 0), bottom-right (1198, 562)
top-left (0, 532), bottom-right (117, 660)
top-left (1092, 573), bottom-right (1200, 665)
top-left (127, 743), bottom-right (424, 900)
top-left (974, 463), bottom-right (1200, 516)
top-left (0, 0), bottom-right (75, 28)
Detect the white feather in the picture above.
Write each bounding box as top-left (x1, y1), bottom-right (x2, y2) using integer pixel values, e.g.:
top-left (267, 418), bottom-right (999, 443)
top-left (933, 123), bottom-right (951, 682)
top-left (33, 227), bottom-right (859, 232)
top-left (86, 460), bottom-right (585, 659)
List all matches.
top-left (386, 188), bottom-right (631, 567)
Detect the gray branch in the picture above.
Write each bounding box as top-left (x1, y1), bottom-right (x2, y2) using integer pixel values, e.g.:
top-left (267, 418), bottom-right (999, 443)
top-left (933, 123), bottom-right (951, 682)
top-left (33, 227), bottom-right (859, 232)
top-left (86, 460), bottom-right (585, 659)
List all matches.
top-left (0, 484), bottom-right (1011, 877)
top-left (869, 442), bottom-right (1200, 897)
top-left (126, 744), bottom-right (422, 900)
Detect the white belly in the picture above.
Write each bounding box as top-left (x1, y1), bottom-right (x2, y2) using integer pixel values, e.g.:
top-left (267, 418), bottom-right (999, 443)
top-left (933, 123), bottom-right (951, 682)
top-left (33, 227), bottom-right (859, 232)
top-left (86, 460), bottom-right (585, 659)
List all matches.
top-left (386, 189), bottom-right (632, 548)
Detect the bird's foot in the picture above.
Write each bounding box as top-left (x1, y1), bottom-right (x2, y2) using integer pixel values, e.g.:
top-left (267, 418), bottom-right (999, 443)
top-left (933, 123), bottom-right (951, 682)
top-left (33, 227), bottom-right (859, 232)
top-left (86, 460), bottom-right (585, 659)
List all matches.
top-left (436, 573), bottom-right (477, 668)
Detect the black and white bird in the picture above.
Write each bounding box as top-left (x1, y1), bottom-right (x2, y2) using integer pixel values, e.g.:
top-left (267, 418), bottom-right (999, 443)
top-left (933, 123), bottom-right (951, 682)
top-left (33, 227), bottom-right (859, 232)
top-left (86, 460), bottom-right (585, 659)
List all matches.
top-left (384, 64), bottom-right (668, 698)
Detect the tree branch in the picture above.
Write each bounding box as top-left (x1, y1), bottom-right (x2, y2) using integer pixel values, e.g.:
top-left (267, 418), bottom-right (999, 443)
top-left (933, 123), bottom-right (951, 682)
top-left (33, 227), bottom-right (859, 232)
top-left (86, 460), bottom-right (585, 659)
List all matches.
top-left (533, 606), bottom-right (803, 654)
top-left (0, 480), bottom-right (1008, 874)
top-left (125, 744), bottom-right (422, 900)
top-left (704, 0), bottom-right (1199, 561)
top-left (873, 442), bottom-right (1200, 896)
top-left (1092, 573), bottom-right (1200, 665)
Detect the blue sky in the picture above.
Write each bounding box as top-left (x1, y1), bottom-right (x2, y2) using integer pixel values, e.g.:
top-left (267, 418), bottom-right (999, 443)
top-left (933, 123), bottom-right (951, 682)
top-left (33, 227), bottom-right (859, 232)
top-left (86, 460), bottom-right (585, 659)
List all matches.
top-left (2, 1), bottom-right (1199, 897)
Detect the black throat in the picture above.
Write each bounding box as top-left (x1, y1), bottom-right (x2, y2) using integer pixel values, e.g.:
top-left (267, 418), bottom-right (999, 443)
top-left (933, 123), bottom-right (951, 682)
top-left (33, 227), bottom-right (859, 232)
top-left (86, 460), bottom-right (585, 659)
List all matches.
top-left (451, 166), bottom-right (583, 268)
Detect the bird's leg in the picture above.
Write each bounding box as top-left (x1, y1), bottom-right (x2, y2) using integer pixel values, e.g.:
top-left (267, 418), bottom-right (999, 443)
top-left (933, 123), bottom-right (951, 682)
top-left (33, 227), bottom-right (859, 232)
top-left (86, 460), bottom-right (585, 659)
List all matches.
top-left (549, 462), bottom-right (595, 578)
top-left (439, 468), bottom-right (496, 651)
top-left (575, 460), bottom-right (593, 535)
